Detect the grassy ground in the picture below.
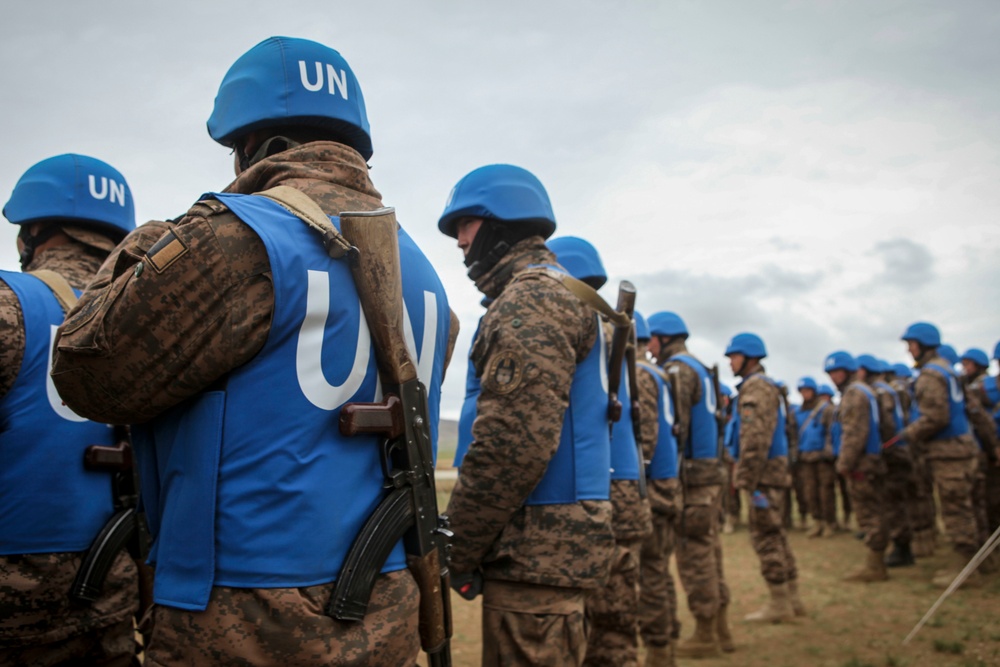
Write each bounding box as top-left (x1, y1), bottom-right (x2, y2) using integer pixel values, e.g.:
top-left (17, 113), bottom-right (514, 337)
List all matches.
top-left (432, 468), bottom-right (1000, 667)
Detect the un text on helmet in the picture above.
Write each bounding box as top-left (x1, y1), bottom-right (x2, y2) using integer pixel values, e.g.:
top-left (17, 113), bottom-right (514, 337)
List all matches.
top-left (88, 175), bottom-right (126, 207)
top-left (298, 61), bottom-right (349, 99)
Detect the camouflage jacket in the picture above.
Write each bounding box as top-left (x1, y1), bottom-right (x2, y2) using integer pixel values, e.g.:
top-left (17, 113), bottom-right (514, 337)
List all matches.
top-left (637, 354), bottom-right (682, 518)
top-left (734, 369), bottom-right (792, 490)
top-left (965, 371), bottom-right (1000, 462)
top-left (835, 380), bottom-right (885, 476)
top-left (1, 244), bottom-right (138, 646)
top-left (868, 377), bottom-right (901, 443)
top-left (445, 238), bottom-right (614, 589)
top-left (899, 354), bottom-right (977, 460)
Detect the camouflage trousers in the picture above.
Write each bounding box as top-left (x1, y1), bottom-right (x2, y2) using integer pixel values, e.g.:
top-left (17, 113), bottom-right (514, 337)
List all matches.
top-left (910, 447), bottom-right (938, 535)
top-left (846, 471), bottom-right (890, 552)
top-left (833, 459), bottom-right (853, 523)
top-left (583, 538), bottom-right (641, 667)
top-left (746, 485), bottom-right (798, 585)
top-left (883, 446), bottom-right (917, 543)
top-left (638, 514), bottom-right (678, 647)
top-left (986, 460), bottom-right (1000, 536)
top-left (972, 452), bottom-right (990, 546)
top-left (676, 484), bottom-right (730, 621)
top-left (928, 456), bottom-right (979, 557)
top-left (723, 464), bottom-right (740, 521)
top-left (0, 551), bottom-right (138, 667)
top-left (145, 569), bottom-right (419, 667)
top-left (790, 463), bottom-right (808, 524)
top-left (482, 580), bottom-right (587, 667)
top-left (798, 459), bottom-right (837, 524)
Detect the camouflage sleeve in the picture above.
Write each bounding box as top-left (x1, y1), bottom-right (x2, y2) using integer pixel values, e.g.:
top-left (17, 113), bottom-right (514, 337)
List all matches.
top-left (966, 386), bottom-right (1000, 462)
top-left (876, 389), bottom-right (898, 443)
top-left (0, 284), bottom-right (25, 401)
top-left (835, 386), bottom-right (871, 474)
top-left (900, 371), bottom-right (950, 444)
top-left (820, 404), bottom-right (835, 457)
top-left (636, 367), bottom-right (660, 462)
top-left (51, 203), bottom-right (273, 424)
top-left (444, 275), bottom-right (595, 574)
top-left (664, 361), bottom-right (697, 450)
top-left (442, 308), bottom-right (460, 380)
top-left (734, 377), bottom-right (779, 490)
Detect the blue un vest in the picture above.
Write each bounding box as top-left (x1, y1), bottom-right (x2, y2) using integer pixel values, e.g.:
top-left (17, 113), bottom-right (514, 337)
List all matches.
top-left (638, 362), bottom-right (678, 480)
top-left (610, 359), bottom-right (640, 481)
top-left (909, 364), bottom-right (970, 440)
top-left (725, 374), bottom-right (788, 461)
top-left (852, 383), bottom-right (883, 456)
top-left (526, 306), bottom-right (610, 505)
top-left (454, 318), bottom-right (483, 468)
top-left (132, 194), bottom-right (451, 611)
top-left (873, 381), bottom-right (905, 436)
top-left (795, 403), bottom-right (828, 454)
top-left (669, 354), bottom-right (719, 459)
top-left (0, 272), bottom-right (116, 555)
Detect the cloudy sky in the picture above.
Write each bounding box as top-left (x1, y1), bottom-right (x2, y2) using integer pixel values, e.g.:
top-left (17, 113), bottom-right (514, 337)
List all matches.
top-left (2, 1), bottom-right (998, 417)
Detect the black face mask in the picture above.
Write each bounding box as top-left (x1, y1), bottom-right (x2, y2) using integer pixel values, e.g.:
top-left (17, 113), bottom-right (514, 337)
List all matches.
top-left (18, 224), bottom-right (60, 269)
top-left (464, 220), bottom-right (532, 281)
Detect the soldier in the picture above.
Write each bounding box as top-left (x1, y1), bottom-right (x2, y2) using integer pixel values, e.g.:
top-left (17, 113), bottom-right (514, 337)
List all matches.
top-left (438, 165), bottom-right (615, 667)
top-left (959, 348), bottom-right (1000, 553)
top-left (52, 37), bottom-right (456, 666)
top-left (896, 322), bottom-right (980, 587)
top-left (724, 333), bottom-right (803, 622)
top-left (978, 347), bottom-right (1000, 536)
top-left (1, 154), bottom-right (139, 666)
top-left (794, 377), bottom-right (837, 538)
top-left (825, 352), bottom-right (890, 582)
top-left (647, 311), bottom-right (732, 656)
top-left (633, 312), bottom-right (682, 667)
top-left (547, 236), bottom-right (652, 667)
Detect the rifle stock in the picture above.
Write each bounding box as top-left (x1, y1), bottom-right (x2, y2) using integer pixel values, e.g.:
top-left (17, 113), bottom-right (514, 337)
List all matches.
top-left (607, 281), bottom-right (636, 424)
top-left (334, 208), bottom-right (452, 667)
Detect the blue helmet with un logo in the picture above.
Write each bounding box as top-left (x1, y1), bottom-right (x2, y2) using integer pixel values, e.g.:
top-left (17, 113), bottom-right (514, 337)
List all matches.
top-left (724, 332), bottom-right (767, 359)
top-left (207, 37), bottom-right (372, 160)
top-left (634, 311), bottom-right (650, 341)
top-left (824, 351), bottom-right (857, 373)
top-left (647, 311), bottom-right (688, 338)
top-left (4, 153), bottom-right (135, 241)
top-left (437, 164), bottom-right (556, 239)
top-left (547, 236), bottom-right (607, 289)
top-left (961, 348), bottom-right (989, 369)
top-left (901, 321), bottom-right (941, 347)
top-left (797, 376), bottom-right (818, 392)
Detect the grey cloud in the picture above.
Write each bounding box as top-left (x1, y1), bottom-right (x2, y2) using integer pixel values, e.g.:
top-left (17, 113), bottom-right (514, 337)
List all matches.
top-left (869, 237), bottom-right (935, 287)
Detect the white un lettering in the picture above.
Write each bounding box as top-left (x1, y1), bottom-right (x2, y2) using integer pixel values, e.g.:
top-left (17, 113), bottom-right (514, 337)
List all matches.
top-left (298, 61), bottom-right (349, 99)
top-left (46, 325), bottom-right (87, 422)
top-left (88, 175), bottom-right (126, 207)
top-left (296, 270), bottom-right (438, 410)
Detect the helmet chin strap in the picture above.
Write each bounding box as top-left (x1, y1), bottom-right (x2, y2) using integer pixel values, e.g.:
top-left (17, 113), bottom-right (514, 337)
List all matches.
top-left (18, 224), bottom-right (60, 270)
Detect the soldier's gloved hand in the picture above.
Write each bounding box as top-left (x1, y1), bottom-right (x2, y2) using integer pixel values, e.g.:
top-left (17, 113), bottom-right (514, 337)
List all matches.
top-left (451, 570), bottom-right (484, 600)
top-left (751, 490), bottom-right (770, 509)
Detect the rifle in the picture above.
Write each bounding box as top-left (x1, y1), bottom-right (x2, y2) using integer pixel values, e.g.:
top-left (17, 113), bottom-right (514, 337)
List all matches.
top-left (606, 281), bottom-right (636, 425)
top-left (71, 426), bottom-right (155, 637)
top-left (327, 208), bottom-right (452, 667)
top-left (624, 318), bottom-right (647, 498)
top-left (709, 364), bottom-right (726, 459)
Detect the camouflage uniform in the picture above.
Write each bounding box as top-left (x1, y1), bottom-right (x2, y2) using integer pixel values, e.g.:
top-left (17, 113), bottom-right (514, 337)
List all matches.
top-left (870, 379), bottom-right (916, 547)
top-left (583, 325), bottom-right (652, 667)
top-left (0, 239), bottom-right (140, 667)
top-left (660, 342), bottom-right (730, 633)
top-left (964, 371), bottom-right (1000, 546)
top-left (52, 142), bottom-right (453, 666)
top-left (796, 397), bottom-right (838, 528)
top-left (899, 354), bottom-right (979, 561)
top-left (635, 359), bottom-right (681, 653)
top-left (835, 382), bottom-right (889, 554)
top-left (892, 375), bottom-right (937, 549)
top-left (733, 372), bottom-right (797, 586)
top-left (445, 238), bottom-right (615, 667)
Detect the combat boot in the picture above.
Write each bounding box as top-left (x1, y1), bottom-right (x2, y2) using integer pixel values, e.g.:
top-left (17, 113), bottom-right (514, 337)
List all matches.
top-left (675, 615), bottom-right (720, 659)
top-left (820, 521), bottom-right (836, 538)
top-left (787, 579), bottom-right (807, 617)
top-left (743, 583), bottom-right (794, 623)
top-left (806, 521), bottom-right (823, 538)
top-left (642, 642), bottom-right (675, 667)
top-left (884, 539), bottom-right (915, 568)
top-left (843, 549), bottom-right (888, 582)
top-left (716, 604), bottom-right (734, 652)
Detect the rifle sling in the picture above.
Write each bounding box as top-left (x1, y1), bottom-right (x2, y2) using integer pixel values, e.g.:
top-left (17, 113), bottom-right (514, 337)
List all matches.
top-left (257, 185), bottom-right (357, 260)
top-left (521, 268), bottom-right (630, 327)
top-left (28, 269), bottom-right (78, 313)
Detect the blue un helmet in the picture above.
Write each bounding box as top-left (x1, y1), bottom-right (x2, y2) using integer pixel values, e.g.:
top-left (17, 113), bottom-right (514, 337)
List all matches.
top-left (901, 321), bottom-right (941, 347)
top-left (437, 164), bottom-right (556, 239)
top-left (647, 311), bottom-right (689, 338)
top-left (797, 376), bottom-right (818, 392)
top-left (547, 236), bottom-right (606, 289)
top-left (724, 332), bottom-right (767, 358)
top-left (937, 344), bottom-right (960, 366)
top-left (824, 350), bottom-right (857, 373)
top-left (994, 340), bottom-right (1000, 361)
top-left (4, 154), bottom-right (136, 267)
top-left (634, 311), bottom-right (650, 342)
top-left (982, 376), bottom-right (1000, 408)
top-left (961, 348), bottom-right (990, 369)
top-left (855, 354), bottom-right (882, 374)
top-left (817, 384), bottom-right (835, 397)
top-left (891, 363), bottom-right (913, 378)
top-left (207, 37), bottom-right (372, 160)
